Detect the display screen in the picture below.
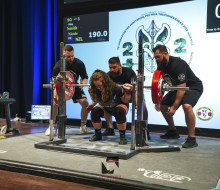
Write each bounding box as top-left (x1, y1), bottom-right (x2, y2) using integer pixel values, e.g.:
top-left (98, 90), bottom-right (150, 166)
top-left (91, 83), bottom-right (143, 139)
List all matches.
top-left (31, 105), bottom-right (51, 120)
top-left (64, 0), bottom-right (220, 129)
top-left (63, 12), bottom-right (109, 44)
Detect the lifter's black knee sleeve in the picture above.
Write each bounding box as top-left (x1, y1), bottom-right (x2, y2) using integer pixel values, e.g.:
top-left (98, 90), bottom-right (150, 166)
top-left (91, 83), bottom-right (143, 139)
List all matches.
top-left (112, 107), bottom-right (126, 124)
top-left (91, 107), bottom-right (104, 123)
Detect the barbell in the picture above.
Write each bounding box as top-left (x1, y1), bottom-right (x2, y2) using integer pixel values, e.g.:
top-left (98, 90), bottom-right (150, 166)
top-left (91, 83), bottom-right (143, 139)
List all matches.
top-left (43, 70), bottom-right (189, 104)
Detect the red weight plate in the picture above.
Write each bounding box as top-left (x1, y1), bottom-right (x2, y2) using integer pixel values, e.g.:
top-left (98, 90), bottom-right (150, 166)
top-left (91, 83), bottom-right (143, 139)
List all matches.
top-left (151, 70), bottom-right (164, 104)
top-left (65, 71), bottom-right (75, 100)
top-left (56, 71), bottom-right (75, 100)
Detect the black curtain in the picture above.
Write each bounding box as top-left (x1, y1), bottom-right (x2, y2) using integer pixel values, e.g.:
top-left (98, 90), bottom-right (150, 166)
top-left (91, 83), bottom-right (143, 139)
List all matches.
top-left (0, 0), bottom-right (58, 118)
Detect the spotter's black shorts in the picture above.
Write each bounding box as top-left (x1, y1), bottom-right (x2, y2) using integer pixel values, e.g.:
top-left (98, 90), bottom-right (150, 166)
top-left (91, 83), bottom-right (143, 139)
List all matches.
top-left (161, 89), bottom-right (203, 109)
top-left (72, 87), bottom-right (87, 103)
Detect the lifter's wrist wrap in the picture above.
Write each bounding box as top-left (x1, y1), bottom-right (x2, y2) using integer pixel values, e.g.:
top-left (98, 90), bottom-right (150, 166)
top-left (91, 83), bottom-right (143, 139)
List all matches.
top-left (125, 89), bottom-right (131, 94)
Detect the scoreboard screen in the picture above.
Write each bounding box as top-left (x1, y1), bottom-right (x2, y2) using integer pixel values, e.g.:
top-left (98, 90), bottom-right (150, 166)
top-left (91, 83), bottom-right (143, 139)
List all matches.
top-left (63, 12), bottom-right (109, 44)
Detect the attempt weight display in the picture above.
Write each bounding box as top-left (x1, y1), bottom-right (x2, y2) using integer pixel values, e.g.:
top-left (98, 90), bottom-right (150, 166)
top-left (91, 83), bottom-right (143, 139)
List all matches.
top-left (63, 12), bottom-right (109, 44)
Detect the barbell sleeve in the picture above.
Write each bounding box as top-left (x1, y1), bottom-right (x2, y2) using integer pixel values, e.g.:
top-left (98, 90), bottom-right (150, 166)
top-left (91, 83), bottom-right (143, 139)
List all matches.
top-left (68, 84), bottom-right (90, 87)
top-left (43, 84), bottom-right (51, 88)
top-left (143, 85), bottom-right (189, 91)
top-left (165, 86), bottom-right (189, 91)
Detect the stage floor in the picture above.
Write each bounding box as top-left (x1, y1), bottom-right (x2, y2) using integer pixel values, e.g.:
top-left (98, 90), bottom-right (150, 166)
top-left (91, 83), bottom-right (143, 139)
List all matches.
top-left (0, 119), bottom-right (220, 190)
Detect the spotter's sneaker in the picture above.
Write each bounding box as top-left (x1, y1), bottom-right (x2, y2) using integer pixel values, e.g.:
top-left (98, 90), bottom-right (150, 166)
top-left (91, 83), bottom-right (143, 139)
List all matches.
top-left (80, 126), bottom-right (93, 134)
top-left (45, 126), bottom-right (55, 136)
top-left (182, 136), bottom-right (198, 148)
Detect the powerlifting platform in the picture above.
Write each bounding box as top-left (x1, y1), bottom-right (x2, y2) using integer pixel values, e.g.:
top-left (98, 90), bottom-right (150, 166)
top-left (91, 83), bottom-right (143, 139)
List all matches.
top-left (34, 127), bottom-right (180, 160)
top-left (35, 40), bottom-right (180, 159)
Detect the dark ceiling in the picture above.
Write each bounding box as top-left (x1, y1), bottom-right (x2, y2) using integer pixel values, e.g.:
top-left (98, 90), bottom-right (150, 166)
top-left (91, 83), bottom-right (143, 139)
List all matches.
top-left (64, 0), bottom-right (93, 4)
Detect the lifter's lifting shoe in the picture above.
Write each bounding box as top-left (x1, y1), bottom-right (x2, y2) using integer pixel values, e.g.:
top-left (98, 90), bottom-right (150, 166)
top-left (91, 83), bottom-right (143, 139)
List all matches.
top-left (182, 136), bottom-right (198, 148)
top-left (80, 125), bottom-right (93, 134)
top-left (160, 129), bottom-right (180, 139)
top-left (89, 134), bottom-right (102, 141)
top-left (102, 128), bottom-right (115, 136)
top-left (119, 130), bottom-right (127, 145)
top-left (119, 137), bottom-right (127, 145)
top-left (89, 129), bottom-right (102, 141)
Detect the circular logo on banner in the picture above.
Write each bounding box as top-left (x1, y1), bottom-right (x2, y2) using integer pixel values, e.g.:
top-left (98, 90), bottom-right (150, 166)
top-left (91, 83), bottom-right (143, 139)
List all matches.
top-left (196, 107), bottom-right (213, 121)
top-left (117, 11), bottom-right (194, 76)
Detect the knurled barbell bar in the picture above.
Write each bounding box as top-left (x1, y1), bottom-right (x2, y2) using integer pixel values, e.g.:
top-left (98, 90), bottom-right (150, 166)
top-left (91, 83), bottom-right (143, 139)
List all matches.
top-left (43, 70), bottom-right (189, 104)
